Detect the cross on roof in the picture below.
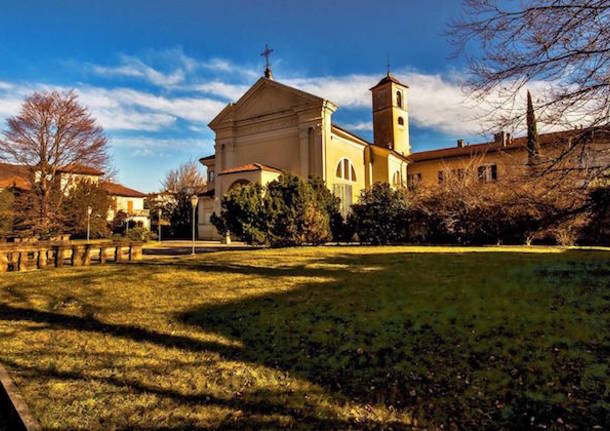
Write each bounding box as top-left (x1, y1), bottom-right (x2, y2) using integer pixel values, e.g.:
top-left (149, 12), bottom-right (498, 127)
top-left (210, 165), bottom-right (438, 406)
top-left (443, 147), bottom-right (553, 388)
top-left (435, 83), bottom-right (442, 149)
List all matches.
top-left (260, 43), bottom-right (274, 79)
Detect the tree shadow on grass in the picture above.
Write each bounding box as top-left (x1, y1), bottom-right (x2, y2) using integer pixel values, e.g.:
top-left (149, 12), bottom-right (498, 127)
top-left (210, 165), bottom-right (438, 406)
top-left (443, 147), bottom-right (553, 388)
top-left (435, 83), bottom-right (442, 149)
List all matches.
top-left (177, 250), bottom-right (610, 429)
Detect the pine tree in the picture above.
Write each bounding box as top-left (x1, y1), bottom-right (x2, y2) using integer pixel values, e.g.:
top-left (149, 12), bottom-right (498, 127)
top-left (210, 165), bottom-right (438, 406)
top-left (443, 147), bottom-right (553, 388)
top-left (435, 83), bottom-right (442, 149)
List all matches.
top-left (526, 90), bottom-right (540, 165)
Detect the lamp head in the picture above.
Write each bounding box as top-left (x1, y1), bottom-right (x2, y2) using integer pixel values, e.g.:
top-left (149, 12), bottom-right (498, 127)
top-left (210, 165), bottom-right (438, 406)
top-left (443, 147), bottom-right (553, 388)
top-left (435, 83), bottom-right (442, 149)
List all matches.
top-left (190, 195), bottom-right (198, 208)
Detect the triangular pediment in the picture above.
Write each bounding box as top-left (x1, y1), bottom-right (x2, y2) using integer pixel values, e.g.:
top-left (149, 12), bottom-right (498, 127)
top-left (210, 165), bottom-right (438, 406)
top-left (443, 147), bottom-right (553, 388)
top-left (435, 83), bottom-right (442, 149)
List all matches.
top-left (209, 78), bottom-right (330, 128)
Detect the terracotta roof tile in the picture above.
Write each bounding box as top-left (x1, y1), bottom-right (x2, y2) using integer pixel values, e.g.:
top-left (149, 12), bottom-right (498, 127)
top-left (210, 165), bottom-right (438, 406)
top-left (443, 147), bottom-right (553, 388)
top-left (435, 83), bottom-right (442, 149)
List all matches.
top-left (370, 73), bottom-right (408, 90)
top-left (407, 128), bottom-right (606, 162)
top-left (100, 181), bottom-right (146, 198)
top-left (218, 163), bottom-right (282, 176)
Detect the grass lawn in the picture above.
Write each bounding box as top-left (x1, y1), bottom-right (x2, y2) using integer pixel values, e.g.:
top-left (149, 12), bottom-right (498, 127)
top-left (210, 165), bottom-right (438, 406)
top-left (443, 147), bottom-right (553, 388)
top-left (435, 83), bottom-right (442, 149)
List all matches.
top-left (0, 246), bottom-right (608, 429)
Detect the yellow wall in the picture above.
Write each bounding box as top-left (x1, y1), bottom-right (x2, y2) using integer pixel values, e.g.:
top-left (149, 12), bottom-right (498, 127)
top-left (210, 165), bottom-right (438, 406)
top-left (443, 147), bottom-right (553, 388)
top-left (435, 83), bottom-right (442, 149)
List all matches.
top-left (326, 132), bottom-right (367, 203)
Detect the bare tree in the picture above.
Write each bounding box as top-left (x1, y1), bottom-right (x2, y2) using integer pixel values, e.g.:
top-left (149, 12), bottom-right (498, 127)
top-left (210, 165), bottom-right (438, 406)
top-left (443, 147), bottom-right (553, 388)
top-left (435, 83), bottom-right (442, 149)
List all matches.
top-left (162, 160), bottom-right (207, 196)
top-left (0, 90), bottom-right (109, 233)
top-left (161, 161), bottom-right (206, 238)
top-left (448, 0), bottom-right (609, 183)
top-left (448, 0), bottom-right (609, 129)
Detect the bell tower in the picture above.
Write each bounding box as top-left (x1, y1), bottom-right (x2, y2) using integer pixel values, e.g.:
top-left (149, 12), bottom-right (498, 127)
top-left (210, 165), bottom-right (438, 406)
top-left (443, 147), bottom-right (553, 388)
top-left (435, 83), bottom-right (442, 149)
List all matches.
top-left (370, 72), bottom-right (410, 156)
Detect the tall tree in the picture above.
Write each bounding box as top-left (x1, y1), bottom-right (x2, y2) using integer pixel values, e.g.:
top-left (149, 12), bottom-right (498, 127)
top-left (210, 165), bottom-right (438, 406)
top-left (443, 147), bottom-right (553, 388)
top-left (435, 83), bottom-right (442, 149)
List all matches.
top-left (526, 90), bottom-right (541, 165)
top-left (0, 90), bottom-right (109, 234)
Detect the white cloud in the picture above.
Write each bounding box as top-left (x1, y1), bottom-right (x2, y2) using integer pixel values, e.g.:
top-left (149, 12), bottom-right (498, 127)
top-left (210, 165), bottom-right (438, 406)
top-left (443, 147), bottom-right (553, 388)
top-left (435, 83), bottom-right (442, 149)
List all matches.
top-left (110, 136), bottom-right (214, 156)
top-left (340, 121), bottom-right (373, 132)
top-left (89, 54), bottom-right (185, 87)
top-left (189, 81), bottom-right (249, 100)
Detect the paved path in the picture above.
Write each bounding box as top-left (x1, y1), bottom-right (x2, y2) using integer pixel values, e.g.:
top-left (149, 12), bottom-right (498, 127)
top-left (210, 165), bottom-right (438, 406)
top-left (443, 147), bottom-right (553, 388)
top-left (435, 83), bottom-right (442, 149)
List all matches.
top-left (142, 240), bottom-right (259, 257)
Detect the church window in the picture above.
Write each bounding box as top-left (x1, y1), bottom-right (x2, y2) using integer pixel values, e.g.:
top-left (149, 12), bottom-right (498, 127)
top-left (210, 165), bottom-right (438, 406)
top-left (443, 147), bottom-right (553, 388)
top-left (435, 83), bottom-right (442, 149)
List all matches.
top-left (396, 90), bottom-right (402, 108)
top-left (208, 169), bottom-right (215, 183)
top-left (335, 158), bottom-right (357, 216)
top-left (398, 116), bottom-right (404, 126)
top-left (392, 171), bottom-right (402, 188)
top-left (336, 158), bottom-right (356, 182)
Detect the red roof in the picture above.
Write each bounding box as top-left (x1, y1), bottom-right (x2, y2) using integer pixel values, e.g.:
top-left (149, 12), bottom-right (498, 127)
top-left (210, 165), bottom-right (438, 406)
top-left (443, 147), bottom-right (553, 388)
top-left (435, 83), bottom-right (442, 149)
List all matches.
top-left (100, 181), bottom-right (146, 198)
top-left (58, 163), bottom-right (104, 176)
top-left (407, 128), bottom-right (604, 163)
top-left (0, 176), bottom-right (31, 191)
top-left (370, 72), bottom-right (409, 90)
top-left (218, 163), bottom-right (282, 176)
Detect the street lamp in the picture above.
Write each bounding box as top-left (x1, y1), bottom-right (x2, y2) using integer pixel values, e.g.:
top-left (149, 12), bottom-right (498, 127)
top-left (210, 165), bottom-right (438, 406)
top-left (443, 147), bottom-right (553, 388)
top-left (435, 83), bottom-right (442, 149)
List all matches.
top-left (190, 195), bottom-right (199, 255)
top-left (86, 206), bottom-right (92, 242)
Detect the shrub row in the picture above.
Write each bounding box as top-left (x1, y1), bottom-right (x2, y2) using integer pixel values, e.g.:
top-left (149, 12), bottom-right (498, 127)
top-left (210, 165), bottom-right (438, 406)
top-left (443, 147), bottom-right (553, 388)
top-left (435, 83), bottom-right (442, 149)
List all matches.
top-left (212, 173), bottom-right (609, 247)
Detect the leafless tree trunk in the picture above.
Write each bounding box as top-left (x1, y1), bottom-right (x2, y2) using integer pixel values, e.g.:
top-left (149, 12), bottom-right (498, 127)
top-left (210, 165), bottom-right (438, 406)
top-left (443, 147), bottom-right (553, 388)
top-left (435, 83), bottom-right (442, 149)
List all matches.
top-left (0, 90), bottom-right (109, 234)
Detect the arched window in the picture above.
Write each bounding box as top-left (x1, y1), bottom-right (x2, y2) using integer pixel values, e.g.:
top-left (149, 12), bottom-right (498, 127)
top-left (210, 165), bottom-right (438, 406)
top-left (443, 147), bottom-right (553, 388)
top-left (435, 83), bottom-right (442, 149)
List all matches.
top-left (396, 90), bottom-right (402, 108)
top-left (392, 171), bottom-right (401, 187)
top-left (398, 116), bottom-right (404, 126)
top-left (228, 179), bottom-right (250, 191)
top-left (335, 158), bottom-right (356, 182)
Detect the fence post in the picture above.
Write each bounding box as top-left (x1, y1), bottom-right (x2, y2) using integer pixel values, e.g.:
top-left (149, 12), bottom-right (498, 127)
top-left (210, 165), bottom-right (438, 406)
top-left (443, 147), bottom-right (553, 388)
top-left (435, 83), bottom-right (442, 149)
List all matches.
top-left (115, 244), bottom-right (125, 262)
top-left (37, 247), bottom-right (48, 269)
top-left (54, 245), bottom-right (64, 268)
top-left (99, 246), bottom-right (107, 264)
top-left (0, 249), bottom-right (8, 273)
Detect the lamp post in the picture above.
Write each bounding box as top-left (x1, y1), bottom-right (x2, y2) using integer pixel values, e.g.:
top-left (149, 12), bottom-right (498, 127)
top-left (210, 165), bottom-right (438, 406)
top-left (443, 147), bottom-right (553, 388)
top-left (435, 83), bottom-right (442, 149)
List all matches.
top-left (190, 195), bottom-right (198, 255)
top-left (86, 206), bottom-right (92, 242)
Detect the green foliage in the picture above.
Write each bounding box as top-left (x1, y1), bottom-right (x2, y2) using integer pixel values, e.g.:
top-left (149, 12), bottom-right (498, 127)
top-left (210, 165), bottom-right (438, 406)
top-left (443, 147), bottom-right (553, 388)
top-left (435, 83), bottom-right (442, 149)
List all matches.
top-left (350, 183), bottom-right (409, 244)
top-left (168, 192), bottom-right (198, 239)
top-left (309, 176), bottom-right (352, 241)
top-left (111, 210), bottom-right (127, 234)
top-left (581, 185), bottom-right (610, 244)
top-left (526, 90), bottom-right (540, 164)
top-left (211, 183), bottom-right (266, 243)
top-left (212, 174), bottom-right (333, 247)
top-left (126, 226), bottom-right (152, 242)
top-left (0, 189), bottom-right (14, 238)
top-left (265, 174), bottom-right (331, 247)
top-left (62, 181), bottom-right (111, 239)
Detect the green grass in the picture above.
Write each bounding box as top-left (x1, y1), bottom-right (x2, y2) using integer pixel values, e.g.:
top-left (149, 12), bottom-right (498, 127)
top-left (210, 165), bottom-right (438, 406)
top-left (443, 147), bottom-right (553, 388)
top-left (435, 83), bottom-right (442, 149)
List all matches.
top-left (0, 246), bottom-right (608, 429)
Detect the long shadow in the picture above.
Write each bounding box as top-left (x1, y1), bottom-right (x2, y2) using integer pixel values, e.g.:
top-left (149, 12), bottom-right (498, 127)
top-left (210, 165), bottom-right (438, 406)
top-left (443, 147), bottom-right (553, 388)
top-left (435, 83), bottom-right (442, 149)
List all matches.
top-left (2, 357), bottom-right (394, 430)
top-left (177, 250), bottom-right (610, 429)
top-left (0, 304), bottom-right (240, 357)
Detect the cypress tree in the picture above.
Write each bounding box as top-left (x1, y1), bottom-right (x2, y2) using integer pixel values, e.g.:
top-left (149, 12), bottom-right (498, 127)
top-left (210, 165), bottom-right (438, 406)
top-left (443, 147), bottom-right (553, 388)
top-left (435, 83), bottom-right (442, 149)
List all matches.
top-left (526, 90), bottom-right (540, 164)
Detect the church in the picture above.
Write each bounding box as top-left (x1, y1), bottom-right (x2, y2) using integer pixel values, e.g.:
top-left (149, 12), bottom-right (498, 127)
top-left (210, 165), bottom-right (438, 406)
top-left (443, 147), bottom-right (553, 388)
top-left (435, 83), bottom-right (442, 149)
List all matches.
top-left (196, 58), bottom-right (603, 240)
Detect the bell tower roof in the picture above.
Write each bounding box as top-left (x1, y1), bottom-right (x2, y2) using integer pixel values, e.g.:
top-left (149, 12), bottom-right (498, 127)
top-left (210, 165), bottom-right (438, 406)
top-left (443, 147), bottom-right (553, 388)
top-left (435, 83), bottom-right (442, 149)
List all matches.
top-left (369, 72), bottom-right (409, 91)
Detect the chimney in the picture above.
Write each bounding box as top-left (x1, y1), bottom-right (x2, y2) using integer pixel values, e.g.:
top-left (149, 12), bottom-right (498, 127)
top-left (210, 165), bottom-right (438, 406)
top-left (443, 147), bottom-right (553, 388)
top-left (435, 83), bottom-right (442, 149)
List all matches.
top-left (457, 139), bottom-right (464, 148)
top-left (493, 131), bottom-right (506, 147)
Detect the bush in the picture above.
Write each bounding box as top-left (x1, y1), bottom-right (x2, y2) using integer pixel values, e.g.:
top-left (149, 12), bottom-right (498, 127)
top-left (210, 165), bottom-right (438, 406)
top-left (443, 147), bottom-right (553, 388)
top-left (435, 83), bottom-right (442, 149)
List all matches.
top-left (126, 226), bottom-right (151, 242)
top-left (212, 174), bottom-right (333, 247)
top-left (265, 174), bottom-right (331, 247)
top-left (211, 183), bottom-right (266, 244)
top-left (350, 183), bottom-right (409, 244)
top-left (580, 185), bottom-right (610, 245)
top-left (0, 189), bottom-right (14, 239)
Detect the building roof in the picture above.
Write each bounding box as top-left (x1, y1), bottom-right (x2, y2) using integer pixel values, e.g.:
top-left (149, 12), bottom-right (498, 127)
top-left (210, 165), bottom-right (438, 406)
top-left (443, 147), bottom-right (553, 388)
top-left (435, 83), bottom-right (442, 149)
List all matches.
top-left (217, 163), bottom-right (282, 176)
top-left (0, 163), bottom-right (31, 191)
top-left (199, 154), bottom-right (216, 162)
top-left (57, 163), bottom-right (105, 176)
top-left (331, 123), bottom-right (372, 146)
top-left (100, 181), bottom-right (146, 198)
top-left (0, 176), bottom-right (31, 191)
top-left (370, 72), bottom-right (409, 90)
top-left (407, 128), bottom-right (602, 163)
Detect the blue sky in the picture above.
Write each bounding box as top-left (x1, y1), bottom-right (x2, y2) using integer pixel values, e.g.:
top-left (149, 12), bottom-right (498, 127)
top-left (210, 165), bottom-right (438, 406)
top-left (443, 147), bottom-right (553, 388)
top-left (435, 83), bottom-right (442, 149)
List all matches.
top-left (0, 0), bottom-right (494, 192)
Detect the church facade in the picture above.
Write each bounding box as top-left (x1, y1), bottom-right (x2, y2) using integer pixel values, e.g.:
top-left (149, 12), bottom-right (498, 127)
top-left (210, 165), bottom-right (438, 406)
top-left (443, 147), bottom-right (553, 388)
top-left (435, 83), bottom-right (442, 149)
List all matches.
top-left (197, 71), bottom-right (411, 239)
top-left (196, 69), bottom-right (607, 240)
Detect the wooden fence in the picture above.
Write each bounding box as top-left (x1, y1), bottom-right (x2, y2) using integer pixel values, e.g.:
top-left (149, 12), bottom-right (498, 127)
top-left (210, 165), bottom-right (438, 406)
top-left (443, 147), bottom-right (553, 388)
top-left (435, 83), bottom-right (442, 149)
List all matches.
top-left (0, 241), bottom-right (143, 273)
